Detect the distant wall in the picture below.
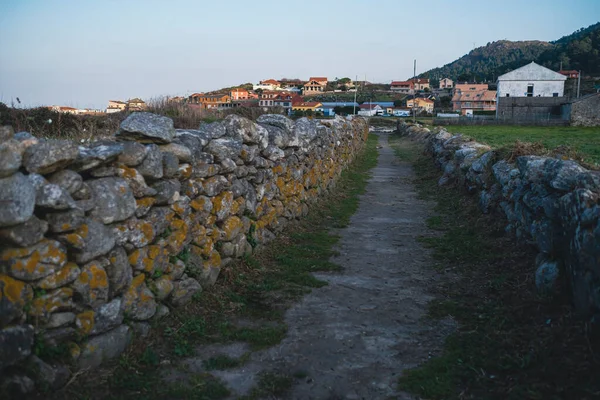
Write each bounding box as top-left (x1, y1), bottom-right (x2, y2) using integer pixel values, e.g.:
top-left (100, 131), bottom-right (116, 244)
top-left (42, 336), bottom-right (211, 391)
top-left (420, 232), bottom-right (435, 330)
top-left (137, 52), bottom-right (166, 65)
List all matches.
top-left (496, 96), bottom-right (566, 119)
top-left (399, 122), bottom-right (600, 320)
top-left (570, 93), bottom-right (600, 127)
top-left (0, 113), bottom-right (368, 394)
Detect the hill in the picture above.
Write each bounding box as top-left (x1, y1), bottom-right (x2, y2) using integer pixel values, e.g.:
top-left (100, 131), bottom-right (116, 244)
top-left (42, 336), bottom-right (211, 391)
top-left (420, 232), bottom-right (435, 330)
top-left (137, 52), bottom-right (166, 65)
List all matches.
top-left (421, 22), bottom-right (600, 82)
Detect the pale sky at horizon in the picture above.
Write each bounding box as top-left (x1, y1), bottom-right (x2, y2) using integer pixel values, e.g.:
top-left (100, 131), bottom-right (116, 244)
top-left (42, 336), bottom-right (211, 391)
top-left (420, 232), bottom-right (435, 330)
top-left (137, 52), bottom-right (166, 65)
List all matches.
top-left (1, 0), bottom-right (598, 109)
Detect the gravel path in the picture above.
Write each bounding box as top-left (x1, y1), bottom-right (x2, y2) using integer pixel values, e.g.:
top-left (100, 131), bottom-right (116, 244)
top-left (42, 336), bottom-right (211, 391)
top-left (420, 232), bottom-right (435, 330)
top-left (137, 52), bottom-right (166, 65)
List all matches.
top-left (172, 131), bottom-right (452, 399)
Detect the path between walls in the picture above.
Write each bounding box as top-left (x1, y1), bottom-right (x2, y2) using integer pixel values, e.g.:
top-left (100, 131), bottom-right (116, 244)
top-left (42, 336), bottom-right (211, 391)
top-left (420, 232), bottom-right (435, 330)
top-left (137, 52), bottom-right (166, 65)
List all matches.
top-left (164, 131), bottom-right (454, 400)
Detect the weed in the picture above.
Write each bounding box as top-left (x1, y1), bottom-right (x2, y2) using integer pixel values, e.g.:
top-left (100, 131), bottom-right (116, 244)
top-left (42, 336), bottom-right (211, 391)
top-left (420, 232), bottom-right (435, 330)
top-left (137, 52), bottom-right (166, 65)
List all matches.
top-left (202, 354), bottom-right (249, 371)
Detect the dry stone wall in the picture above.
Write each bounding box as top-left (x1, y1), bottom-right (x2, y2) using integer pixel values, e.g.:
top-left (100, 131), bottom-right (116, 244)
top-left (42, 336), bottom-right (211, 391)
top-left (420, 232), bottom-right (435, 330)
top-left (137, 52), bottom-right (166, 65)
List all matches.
top-left (0, 113), bottom-right (368, 393)
top-left (399, 122), bottom-right (600, 321)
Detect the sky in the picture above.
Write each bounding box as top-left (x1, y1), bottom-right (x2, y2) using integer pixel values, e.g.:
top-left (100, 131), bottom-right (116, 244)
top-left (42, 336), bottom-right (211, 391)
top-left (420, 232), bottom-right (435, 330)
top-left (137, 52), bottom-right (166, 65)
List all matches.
top-left (0, 0), bottom-right (599, 109)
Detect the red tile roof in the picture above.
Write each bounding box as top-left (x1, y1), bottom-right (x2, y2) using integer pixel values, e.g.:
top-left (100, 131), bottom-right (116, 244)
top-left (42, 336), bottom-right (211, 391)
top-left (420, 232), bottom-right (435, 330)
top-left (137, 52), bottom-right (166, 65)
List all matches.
top-left (261, 79), bottom-right (280, 85)
top-left (309, 77), bottom-right (327, 82)
top-left (391, 81), bottom-right (413, 86)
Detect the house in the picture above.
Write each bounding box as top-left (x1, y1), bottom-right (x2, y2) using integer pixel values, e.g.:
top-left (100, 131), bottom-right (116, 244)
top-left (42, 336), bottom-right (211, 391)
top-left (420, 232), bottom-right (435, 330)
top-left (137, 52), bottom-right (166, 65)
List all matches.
top-left (452, 89), bottom-right (497, 115)
top-left (390, 81), bottom-right (414, 94)
top-left (439, 78), bottom-right (454, 89)
top-left (292, 101), bottom-right (323, 112)
top-left (303, 78), bottom-right (328, 95)
top-left (279, 78), bottom-right (305, 88)
top-left (407, 98), bottom-right (434, 113)
top-left (408, 78), bottom-right (430, 91)
top-left (559, 70), bottom-right (580, 79)
top-left (106, 100), bottom-right (127, 113)
top-left (230, 88), bottom-right (250, 100)
top-left (127, 98), bottom-right (146, 111)
top-left (357, 104), bottom-right (384, 116)
top-left (253, 79), bottom-right (280, 91)
top-left (453, 83), bottom-right (489, 95)
top-left (188, 93), bottom-right (231, 109)
top-left (309, 77), bottom-right (328, 86)
top-left (50, 106), bottom-right (79, 114)
top-left (497, 61), bottom-right (566, 98)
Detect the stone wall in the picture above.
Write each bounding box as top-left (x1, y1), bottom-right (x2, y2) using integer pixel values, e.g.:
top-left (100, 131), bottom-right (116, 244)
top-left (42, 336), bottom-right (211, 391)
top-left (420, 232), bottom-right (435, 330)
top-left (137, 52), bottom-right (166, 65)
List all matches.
top-left (570, 93), bottom-right (600, 127)
top-left (0, 113), bottom-right (368, 393)
top-left (398, 122), bottom-right (600, 320)
top-left (496, 96), bottom-right (566, 119)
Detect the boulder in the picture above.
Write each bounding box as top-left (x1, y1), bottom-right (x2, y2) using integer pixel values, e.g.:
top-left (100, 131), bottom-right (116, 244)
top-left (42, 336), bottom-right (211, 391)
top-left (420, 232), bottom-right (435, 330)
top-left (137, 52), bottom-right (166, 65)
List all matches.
top-left (117, 112), bottom-right (175, 144)
top-left (90, 298), bottom-right (124, 335)
top-left (117, 141), bottom-right (148, 166)
top-left (0, 173), bottom-right (36, 227)
top-left (205, 137), bottom-right (243, 162)
top-left (1, 239), bottom-right (67, 281)
top-left (77, 325), bottom-right (131, 370)
top-left (137, 144), bottom-right (164, 180)
top-left (0, 274), bottom-right (33, 327)
top-left (122, 274), bottom-right (157, 321)
top-left (169, 277), bottom-right (202, 307)
top-left (105, 246), bottom-right (132, 297)
top-left (0, 324), bottom-right (34, 369)
top-left (73, 142), bottom-right (123, 171)
top-left (59, 219), bottom-right (116, 264)
top-left (0, 139), bottom-right (22, 178)
top-left (48, 169), bottom-right (83, 195)
top-left (88, 177), bottom-right (136, 224)
top-left (0, 215), bottom-right (48, 247)
top-left (23, 140), bottom-right (78, 174)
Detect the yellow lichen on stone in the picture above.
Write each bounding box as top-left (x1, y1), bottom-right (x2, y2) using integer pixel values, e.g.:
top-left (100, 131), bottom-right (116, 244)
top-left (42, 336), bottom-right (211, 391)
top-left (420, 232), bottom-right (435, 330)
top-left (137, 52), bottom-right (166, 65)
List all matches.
top-left (75, 310), bottom-right (95, 335)
top-left (29, 287), bottom-right (73, 318)
top-left (221, 216), bottom-right (243, 241)
top-left (37, 262), bottom-right (80, 290)
top-left (0, 274), bottom-right (32, 306)
top-left (136, 197), bottom-right (156, 209)
top-left (191, 196), bottom-right (211, 212)
top-left (211, 191), bottom-right (234, 220)
top-left (205, 250), bottom-right (221, 270)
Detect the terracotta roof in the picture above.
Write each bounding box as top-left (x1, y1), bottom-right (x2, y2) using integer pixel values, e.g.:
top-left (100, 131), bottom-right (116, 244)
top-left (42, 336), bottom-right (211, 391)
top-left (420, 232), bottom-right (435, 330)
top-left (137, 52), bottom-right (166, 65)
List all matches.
top-left (59, 106), bottom-right (77, 110)
top-left (128, 98), bottom-right (145, 103)
top-left (359, 103), bottom-right (382, 109)
top-left (231, 88), bottom-right (249, 93)
top-left (109, 100), bottom-right (126, 104)
top-left (452, 90), bottom-right (497, 102)
top-left (309, 77), bottom-right (327, 82)
top-left (559, 70), bottom-right (579, 75)
top-left (391, 81), bottom-right (413, 86)
top-left (408, 78), bottom-right (430, 84)
top-left (260, 79), bottom-right (280, 85)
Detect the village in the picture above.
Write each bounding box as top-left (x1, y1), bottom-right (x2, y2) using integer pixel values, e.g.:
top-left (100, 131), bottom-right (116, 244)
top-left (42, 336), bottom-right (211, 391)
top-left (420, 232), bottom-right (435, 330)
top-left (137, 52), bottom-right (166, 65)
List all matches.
top-left (46, 63), bottom-right (597, 125)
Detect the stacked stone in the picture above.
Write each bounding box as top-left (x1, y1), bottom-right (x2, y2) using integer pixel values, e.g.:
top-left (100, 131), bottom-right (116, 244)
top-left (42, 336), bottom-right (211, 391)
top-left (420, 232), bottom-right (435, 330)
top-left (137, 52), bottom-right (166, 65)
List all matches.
top-left (0, 113), bottom-right (369, 394)
top-left (399, 122), bottom-right (600, 319)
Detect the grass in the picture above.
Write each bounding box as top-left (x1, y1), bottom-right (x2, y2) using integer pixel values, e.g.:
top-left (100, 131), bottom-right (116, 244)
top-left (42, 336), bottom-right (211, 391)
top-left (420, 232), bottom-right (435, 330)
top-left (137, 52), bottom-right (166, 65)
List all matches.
top-left (443, 124), bottom-right (600, 165)
top-left (389, 134), bottom-right (600, 400)
top-left (40, 133), bottom-right (379, 400)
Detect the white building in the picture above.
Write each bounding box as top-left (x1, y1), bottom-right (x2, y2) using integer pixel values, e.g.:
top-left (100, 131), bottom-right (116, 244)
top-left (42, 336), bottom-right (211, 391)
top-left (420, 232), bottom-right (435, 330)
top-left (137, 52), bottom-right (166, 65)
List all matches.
top-left (357, 104), bottom-right (383, 116)
top-left (497, 62), bottom-right (566, 98)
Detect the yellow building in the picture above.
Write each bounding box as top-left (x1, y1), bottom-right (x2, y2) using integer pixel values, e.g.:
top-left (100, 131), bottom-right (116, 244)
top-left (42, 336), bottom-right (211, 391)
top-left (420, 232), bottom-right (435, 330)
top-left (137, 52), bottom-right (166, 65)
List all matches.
top-left (291, 101), bottom-right (323, 112)
top-left (406, 98), bottom-right (434, 113)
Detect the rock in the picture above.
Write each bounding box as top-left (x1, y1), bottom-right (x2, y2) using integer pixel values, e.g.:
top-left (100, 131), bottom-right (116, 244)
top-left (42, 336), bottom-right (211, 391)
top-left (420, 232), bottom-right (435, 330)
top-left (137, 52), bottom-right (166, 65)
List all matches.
top-left (90, 298), bottom-right (124, 335)
top-left (72, 181), bottom-right (91, 200)
top-left (153, 304), bottom-right (170, 320)
top-left (89, 166), bottom-right (117, 178)
top-left (175, 129), bottom-right (211, 151)
top-left (0, 139), bottom-right (22, 178)
top-left (198, 121), bottom-right (226, 139)
top-left (220, 216), bottom-right (244, 241)
top-left (88, 177), bottom-right (136, 224)
top-left (257, 114), bottom-right (295, 132)
top-left (240, 144), bottom-right (259, 163)
top-left (0, 173), bottom-right (36, 227)
top-left (0, 374), bottom-right (35, 396)
top-left (36, 183), bottom-right (76, 210)
top-left (262, 144), bottom-right (285, 161)
top-left (162, 151), bottom-right (179, 178)
top-left (60, 219), bottom-right (116, 264)
top-left (169, 277), bottom-right (202, 307)
top-left (0, 215), bottom-right (48, 247)
top-left (48, 169), bottom-right (83, 195)
top-left (0, 125), bottom-right (14, 142)
top-left (547, 159), bottom-right (588, 192)
top-left (0, 274), bottom-right (33, 327)
top-left (224, 114), bottom-right (269, 147)
top-left (28, 287), bottom-right (74, 320)
top-left (73, 143), bottom-right (123, 171)
top-left (1, 239), bottom-right (67, 281)
top-left (45, 207), bottom-right (85, 232)
top-left (122, 274), bottom-right (157, 321)
top-left (45, 312), bottom-right (76, 329)
top-left (25, 355), bottom-right (70, 390)
top-left (535, 255), bottom-right (560, 293)
top-left (118, 141), bottom-right (148, 166)
top-left (117, 112), bottom-right (175, 144)
top-left (105, 246), bottom-right (132, 297)
top-left (205, 137), bottom-right (243, 162)
top-left (150, 276), bottom-right (174, 301)
top-left (151, 179), bottom-right (181, 205)
top-left (116, 165), bottom-right (156, 198)
top-left (23, 140), bottom-right (79, 174)
top-left (135, 196), bottom-right (156, 218)
top-left (137, 144), bottom-right (164, 180)
top-left (161, 142), bottom-right (193, 162)
top-left (13, 131), bottom-right (38, 148)
top-left (202, 175), bottom-right (229, 197)
top-left (78, 325), bottom-right (131, 370)
top-left (0, 324), bottom-right (34, 369)
top-left (220, 158), bottom-right (237, 173)
top-left (212, 191), bottom-right (234, 221)
top-left (71, 260), bottom-right (109, 308)
top-left (35, 262), bottom-right (80, 290)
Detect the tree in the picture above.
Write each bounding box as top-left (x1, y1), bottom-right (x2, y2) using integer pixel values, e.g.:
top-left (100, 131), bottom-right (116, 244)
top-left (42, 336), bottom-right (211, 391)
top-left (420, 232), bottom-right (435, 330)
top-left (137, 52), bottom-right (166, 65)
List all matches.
top-left (338, 77), bottom-right (351, 84)
top-left (393, 99), bottom-right (404, 107)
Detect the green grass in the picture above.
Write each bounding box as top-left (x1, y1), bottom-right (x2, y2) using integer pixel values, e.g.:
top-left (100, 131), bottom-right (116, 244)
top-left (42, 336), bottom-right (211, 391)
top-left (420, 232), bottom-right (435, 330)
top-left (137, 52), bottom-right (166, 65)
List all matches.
top-left (203, 354), bottom-right (249, 371)
top-left (444, 125), bottom-right (600, 164)
top-left (389, 134), bottom-right (600, 400)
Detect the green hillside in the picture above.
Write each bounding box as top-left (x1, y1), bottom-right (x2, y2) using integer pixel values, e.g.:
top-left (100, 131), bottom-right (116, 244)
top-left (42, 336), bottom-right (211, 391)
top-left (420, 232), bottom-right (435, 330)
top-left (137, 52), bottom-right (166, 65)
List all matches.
top-left (421, 22), bottom-right (600, 82)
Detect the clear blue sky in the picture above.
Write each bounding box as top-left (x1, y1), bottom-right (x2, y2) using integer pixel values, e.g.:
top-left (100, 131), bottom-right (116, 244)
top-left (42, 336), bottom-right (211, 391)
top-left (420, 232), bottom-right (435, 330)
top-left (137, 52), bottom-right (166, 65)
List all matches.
top-left (0, 0), bottom-right (598, 109)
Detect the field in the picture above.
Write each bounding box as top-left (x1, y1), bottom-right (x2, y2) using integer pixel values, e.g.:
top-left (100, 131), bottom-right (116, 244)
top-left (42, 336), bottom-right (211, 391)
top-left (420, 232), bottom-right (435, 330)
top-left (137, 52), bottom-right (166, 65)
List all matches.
top-left (444, 125), bottom-right (600, 165)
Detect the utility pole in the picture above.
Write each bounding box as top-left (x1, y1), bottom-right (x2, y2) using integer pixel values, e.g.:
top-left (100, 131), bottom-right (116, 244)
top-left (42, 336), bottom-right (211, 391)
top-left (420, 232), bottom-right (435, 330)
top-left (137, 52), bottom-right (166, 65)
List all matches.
top-left (413, 59), bottom-right (417, 123)
top-left (353, 75), bottom-right (358, 115)
top-left (577, 70), bottom-right (581, 98)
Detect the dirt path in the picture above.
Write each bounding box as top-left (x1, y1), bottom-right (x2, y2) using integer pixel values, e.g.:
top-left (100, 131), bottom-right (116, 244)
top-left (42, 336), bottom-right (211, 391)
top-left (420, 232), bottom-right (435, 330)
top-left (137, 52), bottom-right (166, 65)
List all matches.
top-left (166, 131), bottom-right (451, 399)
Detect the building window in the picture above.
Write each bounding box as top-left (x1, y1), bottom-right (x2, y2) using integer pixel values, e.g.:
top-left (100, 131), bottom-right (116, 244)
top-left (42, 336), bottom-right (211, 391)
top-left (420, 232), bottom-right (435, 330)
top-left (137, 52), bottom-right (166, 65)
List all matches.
top-left (527, 84), bottom-right (534, 97)
top-left (506, 94), bottom-right (510, 97)
top-left (553, 93), bottom-right (559, 97)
